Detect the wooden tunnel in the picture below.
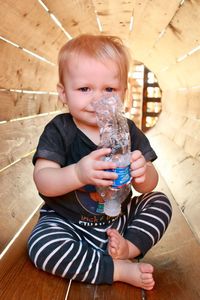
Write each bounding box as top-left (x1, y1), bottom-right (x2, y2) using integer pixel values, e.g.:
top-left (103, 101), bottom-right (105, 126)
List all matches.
top-left (0, 1), bottom-right (200, 299)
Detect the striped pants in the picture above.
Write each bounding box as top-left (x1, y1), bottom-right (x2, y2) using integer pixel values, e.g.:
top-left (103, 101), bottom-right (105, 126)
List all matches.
top-left (27, 191), bottom-right (172, 284)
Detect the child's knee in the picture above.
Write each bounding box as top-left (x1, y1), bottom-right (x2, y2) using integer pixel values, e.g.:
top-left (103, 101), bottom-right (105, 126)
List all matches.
top-left (152, 191), bottom-right (172, 220)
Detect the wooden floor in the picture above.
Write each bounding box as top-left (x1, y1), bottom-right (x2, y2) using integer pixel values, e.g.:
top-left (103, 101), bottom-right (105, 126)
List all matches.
top-left (1, 174), bottom-right (200, 300)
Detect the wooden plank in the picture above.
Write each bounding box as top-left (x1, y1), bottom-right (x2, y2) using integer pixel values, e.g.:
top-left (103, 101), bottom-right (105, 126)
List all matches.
top-left (162, 89), bottom-right (200, 119)
top-left (146, 0), bottom-right (200, 71)
top-left (143, 112), bottom-right (160, 117)
top-left (93, 0), bottom-right (133, 43)
top-left (170, 50), bottom-right (200, 88)
top-left (162, 90), bottom-right (188, 117)
top-left (153, 98), bottom-right (200, 159)
top-left (0, 40), bottom-right (58, 91)
top-left (0, 114), bottom-right (57, 170)
top-left (0, 214), bottom-right (38, 279)
top-left (153, 111), bottom-right (200, 160)
top-left (153, 111), bottom-right (187, 142)
top-left (68, 281), bottom-right (141, 300)
top-left (0, 0), bottom-right (67, 63)
top-left (149, 132), bottom-right (200, 240)
top-left (0, 91), bottom-right (63, 121)
top-left (0, 156), bottom-right (42, 253)
top-left (157, 50), bottom-right (200, 89)
top-left (129, 0), bottom-right (180, 62)
top-left (143, 97), bottom-right (161, 103)
top-left (143, 172), bottom-right (200, 300)
top-left (67, 282), bottom-right (97, 300)
top-left (0, 260), bottom-right (69, 300)
top-left (0, 213), bottom-right (71, 300)
top-left (44, 0), bottom-right (99, 36)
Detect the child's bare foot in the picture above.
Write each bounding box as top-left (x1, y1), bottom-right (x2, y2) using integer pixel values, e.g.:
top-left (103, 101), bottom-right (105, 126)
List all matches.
top-left (107, 228), bottom-right (128, 259)
top-left (107, 228), bottom-right (140, 259)
top-left (114, 260), bottom-right (155, 290)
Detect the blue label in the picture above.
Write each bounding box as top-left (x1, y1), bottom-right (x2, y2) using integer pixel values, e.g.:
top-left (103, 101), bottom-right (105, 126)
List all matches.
top-left (111, 165), bottom-right (131, 188)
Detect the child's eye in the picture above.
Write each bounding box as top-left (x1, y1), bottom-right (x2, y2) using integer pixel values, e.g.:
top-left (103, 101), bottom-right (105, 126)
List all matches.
top-left (78, 87), bottom-right (90, 92)
top-left (105, 87), bottom-right (114, 92)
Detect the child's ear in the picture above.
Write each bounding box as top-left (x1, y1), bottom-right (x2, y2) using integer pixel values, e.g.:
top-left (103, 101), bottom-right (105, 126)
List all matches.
top-left (57, 83), bottom-right (68, 104)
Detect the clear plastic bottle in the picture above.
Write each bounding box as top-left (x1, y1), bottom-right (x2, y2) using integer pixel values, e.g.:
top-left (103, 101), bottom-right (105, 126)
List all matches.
top-left (92, 95), bottom-right (131, 217)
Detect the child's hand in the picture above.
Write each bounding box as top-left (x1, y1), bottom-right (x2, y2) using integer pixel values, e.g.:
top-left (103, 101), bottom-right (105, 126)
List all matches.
top-left (75, 148), bottom-right (117, 186)
top-left (130, 150), bottom-right (147, 184)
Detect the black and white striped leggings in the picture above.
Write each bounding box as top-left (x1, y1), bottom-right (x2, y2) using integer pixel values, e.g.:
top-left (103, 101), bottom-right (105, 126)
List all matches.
top-left (27, 191), bottom-right (172, 285)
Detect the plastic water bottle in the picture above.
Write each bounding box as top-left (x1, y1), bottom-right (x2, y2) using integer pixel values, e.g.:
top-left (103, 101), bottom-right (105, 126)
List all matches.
top-left (92, 95), bottom-right (131, 217)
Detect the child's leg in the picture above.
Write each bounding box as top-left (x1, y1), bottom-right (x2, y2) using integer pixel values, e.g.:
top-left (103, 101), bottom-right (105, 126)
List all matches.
top-left (27, 209), bottom-right (155, 290)
top-left (27, 210), bottom-right (113, 285)
top-left (107, 191), bottom-right (172, 259)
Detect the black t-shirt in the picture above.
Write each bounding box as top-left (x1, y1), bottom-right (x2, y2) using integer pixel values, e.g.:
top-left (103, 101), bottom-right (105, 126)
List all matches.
top-left (33, 113), bottom-right (157, 226)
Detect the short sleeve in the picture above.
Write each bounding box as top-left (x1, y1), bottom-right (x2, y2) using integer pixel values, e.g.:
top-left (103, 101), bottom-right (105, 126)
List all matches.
top-left (32, 114), bottom-right (77, 166)
top-left (127, 119), bottom-right (157, 162)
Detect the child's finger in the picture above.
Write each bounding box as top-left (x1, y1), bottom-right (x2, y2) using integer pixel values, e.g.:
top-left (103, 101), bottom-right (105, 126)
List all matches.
top-left (90, 148), bottom-right (112, 159)
top-left (131, 150), bottom-right (142, 161)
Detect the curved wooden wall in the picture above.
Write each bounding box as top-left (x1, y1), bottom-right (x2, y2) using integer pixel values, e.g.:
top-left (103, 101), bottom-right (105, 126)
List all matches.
top-left (130, 0), bottom-right (200, 241)
top-left (0, 0), bottom-right (66, 253)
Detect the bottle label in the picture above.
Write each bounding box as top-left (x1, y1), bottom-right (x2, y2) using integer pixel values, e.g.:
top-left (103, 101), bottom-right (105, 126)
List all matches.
top-left (111, 165), bottom-right (131, 189)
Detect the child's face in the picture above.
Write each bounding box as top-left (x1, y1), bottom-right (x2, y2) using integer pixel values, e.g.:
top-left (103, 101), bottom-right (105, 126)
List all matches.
top-left (58, 53), bottom-right (125, 130)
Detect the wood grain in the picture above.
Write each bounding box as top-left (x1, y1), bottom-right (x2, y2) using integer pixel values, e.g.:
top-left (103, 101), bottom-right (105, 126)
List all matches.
top-left (0, 0), bottom-right (67, 63)
top-left (0, 40), bottom-right (58, 91)
top-left (0, 113), bottom-right (58, 170)
top-left (0, 91), bottom-right (63, 121)
top-left (129, 0), bottom-right (180, 63)
top-left (0, 156), bottom-right (42, 253)
top-left (146, 0), bottom-right (200, 72)
top-left (92, 0), bottom-right (133, 43)
top-left (44, 0), bottom-right (99, 37)
top-left (0, 214), bottom-right (71, 300)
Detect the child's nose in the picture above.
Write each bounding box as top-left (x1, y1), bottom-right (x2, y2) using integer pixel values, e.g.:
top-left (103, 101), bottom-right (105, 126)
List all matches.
top-left (90, 91), bottom-right (104, 106)
top-left (92, 90), bottom-right (113, 104)
top-left (93, 90), bottom-right (105, 100)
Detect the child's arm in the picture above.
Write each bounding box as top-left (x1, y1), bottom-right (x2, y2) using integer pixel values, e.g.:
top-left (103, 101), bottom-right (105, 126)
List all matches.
top-left (33, 148), bottom-right (117, 197)
top-left (130, 150), bottom-right (158, 193)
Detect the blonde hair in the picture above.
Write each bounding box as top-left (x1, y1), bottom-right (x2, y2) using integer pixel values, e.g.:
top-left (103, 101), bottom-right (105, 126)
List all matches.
top-left (58, 34), bottom-right (130, 89)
